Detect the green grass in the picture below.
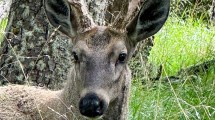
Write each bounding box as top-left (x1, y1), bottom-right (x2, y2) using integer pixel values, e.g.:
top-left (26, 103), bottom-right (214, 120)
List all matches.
top-left (150, 17), bottom-right (215, 76)
top-left (130, 74), bottom-right (215, 120)
top-left (129, 16), bottom-right (215, 120)
top-left (0, 18), bottom-right (7, 44)
top-left (0, 7), bottom-right (214, 120)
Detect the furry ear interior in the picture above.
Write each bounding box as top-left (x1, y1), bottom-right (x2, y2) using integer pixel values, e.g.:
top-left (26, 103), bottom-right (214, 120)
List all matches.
top-left (126, 0), bottom-right (170, 45)
top-left (44, 0), bottom-right (78, 37)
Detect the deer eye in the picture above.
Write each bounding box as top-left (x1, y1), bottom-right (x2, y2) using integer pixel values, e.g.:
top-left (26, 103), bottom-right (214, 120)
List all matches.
top-left (72, 52), bottom-right (79, 61)
top-left (118, 53), bottom-right (127, 63)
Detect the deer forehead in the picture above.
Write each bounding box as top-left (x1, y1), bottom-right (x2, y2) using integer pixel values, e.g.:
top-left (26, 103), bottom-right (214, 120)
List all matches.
top-left (73, 27), bottom-right (128, 54)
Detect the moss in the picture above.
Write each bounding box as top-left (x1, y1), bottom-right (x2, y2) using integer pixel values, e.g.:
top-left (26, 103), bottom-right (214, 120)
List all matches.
top-left (27, 42), bottom-right (35, 49)
top-left (16, 74), bottom-right (24, 82)
top-left (33, 24), bottom-right (43, 33)
top-left (22, 6), bottom-right (30, 19)
top-left (29, 61), bottom-right (35, 69)
top-left (16, 20), bottom-right (23, 27)
top-left (18, 57), bottom-right (25, 63)
top-left (36, 60), bottom-right (46, 71)
top-left (12, 45), bottom-right (19, 52)
top-left (24, 31), bottom-right (33, 37)
top-left (42, 46), bottom-right (49, 54)
top-left (0, 0), bottom-right (72, 89)
top-left (30, 18), bottom-right (36, 26)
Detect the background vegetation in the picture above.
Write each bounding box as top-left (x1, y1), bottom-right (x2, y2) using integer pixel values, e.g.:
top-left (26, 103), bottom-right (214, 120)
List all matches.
top-left (129, 0), bottom-right (215, 119)
top-left (0, 0), bottom-right (214, 120)
top-left (171, 0), bottom-right (212, 21)
top-left (0, 18), bottom-right (7, 44)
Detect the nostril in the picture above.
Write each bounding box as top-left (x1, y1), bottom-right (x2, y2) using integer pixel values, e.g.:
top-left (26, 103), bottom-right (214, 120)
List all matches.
top-left (79, 93), bottom-right (107, 118)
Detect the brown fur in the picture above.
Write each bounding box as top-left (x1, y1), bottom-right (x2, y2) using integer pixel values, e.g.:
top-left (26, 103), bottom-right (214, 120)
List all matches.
top-left (0, 64), bottom-right (131, 120)
top-left (0, 0), bottom-right (170, 119)
top-left (0, 85), bottom-right (59, 120)
top-left (0, 28), bottom-right (132, 120)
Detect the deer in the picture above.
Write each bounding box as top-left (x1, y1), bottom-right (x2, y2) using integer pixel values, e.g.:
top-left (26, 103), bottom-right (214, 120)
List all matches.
top-left (0, 0), bottom-right (170, 119)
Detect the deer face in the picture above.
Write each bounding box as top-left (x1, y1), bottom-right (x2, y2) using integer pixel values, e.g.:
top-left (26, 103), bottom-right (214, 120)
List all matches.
top-left (71, 27), bottom-right (132, 117)
top-left (44, 0), bottom-right (170, 118)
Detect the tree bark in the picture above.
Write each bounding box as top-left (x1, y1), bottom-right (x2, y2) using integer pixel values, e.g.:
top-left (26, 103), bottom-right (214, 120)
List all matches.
top-left (0, 0), bottom-right (12, 20)
top-left (0, 0), bottom-right (72, 89)
top-left (211, 0), bottom-right (215, 24)
top-left (0, 0), bottom-right (156, 89)
top-left (130, 36), bottom-right (157, 81)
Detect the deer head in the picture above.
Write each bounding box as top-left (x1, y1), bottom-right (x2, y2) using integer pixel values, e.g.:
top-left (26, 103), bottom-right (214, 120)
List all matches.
top-left (44, 0), bottom-right (170, 119)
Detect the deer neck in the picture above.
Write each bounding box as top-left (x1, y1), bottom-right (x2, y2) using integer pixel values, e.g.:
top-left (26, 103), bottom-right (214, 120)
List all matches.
top-left (57, 65), bottom-right (131, 119)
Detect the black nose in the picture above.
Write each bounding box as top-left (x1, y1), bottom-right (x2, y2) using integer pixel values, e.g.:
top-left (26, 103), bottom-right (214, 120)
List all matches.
top-left (79, 93), bottom-right (107, 118)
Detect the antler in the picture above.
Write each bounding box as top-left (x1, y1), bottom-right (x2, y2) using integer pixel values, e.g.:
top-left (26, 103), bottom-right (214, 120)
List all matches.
top-left (108, 0), bottom-right (142, 30)
top-left (68, 0), bottom-right (95, 32)
top-left (107, 0), bottom-right (129, 30)
top-left (67, 0), bottom-right (142, 31)
top-left (125, 0), bottom-right (142, 24)
top-left (75, 0), bottom-right (142, 30)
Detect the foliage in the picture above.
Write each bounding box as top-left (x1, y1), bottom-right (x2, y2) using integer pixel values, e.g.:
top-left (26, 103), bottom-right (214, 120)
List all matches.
top-left (0, 1), bottom-right (215, 120)
top-left (171, 0), bottom-right (212, 21)
top-left (0, 18), bottom-right (7, 44)
top-left (129, 15), bottom-right (215, 119)
top-left (129, 71), bottom-right (215, 120)
top-left (150, 17), bottom-right (215, 76)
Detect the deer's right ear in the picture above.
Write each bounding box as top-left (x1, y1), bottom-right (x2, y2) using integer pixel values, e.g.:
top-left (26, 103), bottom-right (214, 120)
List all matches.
top-left (44, 0), bottom-right (78, 37)
top-left (126, 0), bottom-right (170, 45)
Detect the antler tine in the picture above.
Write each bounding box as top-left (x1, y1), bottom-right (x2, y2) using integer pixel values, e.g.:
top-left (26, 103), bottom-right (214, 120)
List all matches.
top-left (107, 0), bottom-right (129, 30)
top-left (125, 0), bottom-right (142, 23)
top-left (67, 0), bottom-right (142, 31)
top-left (107, 0), bottom-right (143, 31)
top-left (68, 0), bottom-right (95, 32)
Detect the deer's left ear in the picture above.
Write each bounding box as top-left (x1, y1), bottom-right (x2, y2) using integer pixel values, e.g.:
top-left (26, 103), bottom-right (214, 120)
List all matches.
top-left (44, 0), bottom-right (78, 38)
top-left (126, 0), bottom-right (170, 45)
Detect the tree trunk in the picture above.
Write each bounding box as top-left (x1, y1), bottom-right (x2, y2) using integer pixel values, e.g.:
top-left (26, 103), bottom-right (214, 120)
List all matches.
top-left (130, 36), bottom-right (158, 82)
top-left (0, 0), bottom-right (156, 88)
top-left (0, 0), bottom-right (12, 20)
top-left (0, 0), bottom-right (72, 89)
top-left (211, 0), bottom-right (215, 24)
